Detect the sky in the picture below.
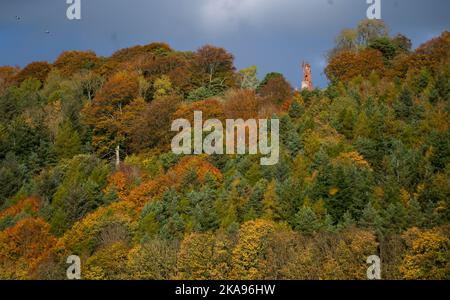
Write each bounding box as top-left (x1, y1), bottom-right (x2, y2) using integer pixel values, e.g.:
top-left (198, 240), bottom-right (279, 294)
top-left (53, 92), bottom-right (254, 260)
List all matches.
top-left (0, 0), bottom-right (449, 88)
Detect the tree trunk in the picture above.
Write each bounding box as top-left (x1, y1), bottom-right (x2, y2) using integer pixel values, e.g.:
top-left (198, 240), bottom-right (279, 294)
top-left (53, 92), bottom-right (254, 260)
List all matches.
top-left (115, 145), bottom-right (120, 169)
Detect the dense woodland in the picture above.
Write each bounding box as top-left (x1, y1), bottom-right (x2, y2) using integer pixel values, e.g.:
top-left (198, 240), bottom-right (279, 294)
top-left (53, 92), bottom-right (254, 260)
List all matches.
top-left (0, 20), bottom-right (448, 280)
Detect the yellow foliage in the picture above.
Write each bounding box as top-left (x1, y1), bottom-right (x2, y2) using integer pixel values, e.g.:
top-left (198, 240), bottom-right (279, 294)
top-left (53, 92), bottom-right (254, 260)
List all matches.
top-left (0, 218), bottom-right (56, 279)
top-left (333, 151), bottom-right (372, 170)
top-left (176, 232), bottom-right (232, 280)
top-left (400, 228), bottom-right (450, 279)
top-left (329, 187), bottom-right (339, 196)
top-left (230, 219), bottom-right (275, 280)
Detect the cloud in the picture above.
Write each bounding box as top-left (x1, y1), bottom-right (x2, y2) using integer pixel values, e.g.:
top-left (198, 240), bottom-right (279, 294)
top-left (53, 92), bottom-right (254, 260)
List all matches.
top-left (197, 0), bottom-right (373, 36)
top-left (0, 0), bottom-right (449, 87)
top-left (200, 0), bottom-right (272, 30)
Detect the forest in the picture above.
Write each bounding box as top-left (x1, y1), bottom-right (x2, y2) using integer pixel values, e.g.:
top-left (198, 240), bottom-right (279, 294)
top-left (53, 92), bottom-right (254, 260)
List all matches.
top-left (0, 20), bottom-right (448, 280)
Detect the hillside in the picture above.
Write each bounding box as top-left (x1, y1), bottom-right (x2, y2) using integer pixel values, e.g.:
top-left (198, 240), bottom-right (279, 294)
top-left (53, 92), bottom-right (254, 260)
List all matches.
top-left (0, 21), bottom-right (449, 280)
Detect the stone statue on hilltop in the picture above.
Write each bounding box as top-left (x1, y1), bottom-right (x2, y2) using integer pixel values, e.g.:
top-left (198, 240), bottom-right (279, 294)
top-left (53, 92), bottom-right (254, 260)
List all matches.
top-left (301, 62), bottom-right (313, 91)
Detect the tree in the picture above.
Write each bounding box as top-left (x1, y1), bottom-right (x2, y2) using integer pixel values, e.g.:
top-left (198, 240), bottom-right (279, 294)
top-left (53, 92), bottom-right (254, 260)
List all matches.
top-left (153, 75), bottom-right (173, 98)
top-left (187, 78), bottom-right (228, 101)
top-left (176, 232), bottom-right (232, 280)
top-left (223, 89), bottom-right (260, 120)
top-left (394, 87), bottom-right (414, 119)
top-left (289, 97), bottom-right (304, 118)
top-left (262, 180), bottom-right (280, 221)
top-left (295, 206), bottom-right (320, 234)
top-left (328, 29), bottom-right (358, 58)
top-left (54, 121), bottom-right (82, 160)
top-left (259, 74), bottom-right (292, 106)
top-left (53, 50), bottom-right (99, 77)
top-left (84, 242), bottom-right (130, 280)
top-left (191, 45), bottom-right (236, 87)
top-left (356, 19), bottom-right (389, 46)
top-left (230, 219), bottom-right (275, 279)
top-left (0, 218), bottom-right (56, 279)
top-left (82, 71), bottom-right (139, 161)
top-left (0, 153), bottom-right (26, 206)
top-left (369, 37), bottom-right (398, 62)
top-left (0, 66), bottom-right (19, 91)
top-left (237, 66), bottom-right (260, 90)
top-left (400, 228), bottom-right (450, 279)
top-left (325, 49), bottom-right (385, 82)
top-left (13, 61), bottom-right (52, 84)
top-left (127, 239), bottom-right (178, 279)
top-left (49, 155), bottom-right (110, 235)
top-left (392, 34), bottom-right (412, 53)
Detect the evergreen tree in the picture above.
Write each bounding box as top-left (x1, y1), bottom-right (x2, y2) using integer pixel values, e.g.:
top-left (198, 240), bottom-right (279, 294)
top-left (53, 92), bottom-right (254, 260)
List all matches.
top-left (54, 121), bottom-right (82, 160)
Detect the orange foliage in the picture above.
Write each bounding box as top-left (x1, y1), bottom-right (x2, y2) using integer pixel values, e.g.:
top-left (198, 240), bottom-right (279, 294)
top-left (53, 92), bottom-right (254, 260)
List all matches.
top-left (53, 50), bottom-right (99, 77)
top-left (126, 156), bottom-right (222, 208)
top-left (125, 178), bottom-right (170, 209)
top-left (0, 197), bottom-right (40, 220)
top-left (82, 70), bottom-right (139, 155)
top-left (411, 31), bottom-right (450, 73)
top-left (0, 66), bottom-right (19, 88)
top-left (223, 89), bottom-right (260, 120)
top-left (92, 70), bottom-right (139, 106)
top-left (191, 45), bottom-right (236, 87)
top-left (167, 156), bottom-right (223, 183)
top-left (104, 172), bottom-right (129, 200)
top-left (0, 218), bottom-right (56, 279)
top-left (325, 49), bottom-right (385, 82)
top-left (259, 75), bottom-right (292, 106)
top-left (54, 201), bottom-right (137, 256)
top-left (173, 98), bottom-right (225, 123)
top-left (97, 43), bottom-right (173, 76)
top-left (13, 61), bottom-right (52, 84)
top-left (281, 98), bottom-right (293, 112)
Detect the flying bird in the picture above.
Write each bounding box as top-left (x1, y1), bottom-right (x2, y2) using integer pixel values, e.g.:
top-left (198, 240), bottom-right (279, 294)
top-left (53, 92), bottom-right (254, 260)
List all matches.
top-left (15, 16), bottom-right (21, 21)
top-left (45, 30), bottom-right (50, 34)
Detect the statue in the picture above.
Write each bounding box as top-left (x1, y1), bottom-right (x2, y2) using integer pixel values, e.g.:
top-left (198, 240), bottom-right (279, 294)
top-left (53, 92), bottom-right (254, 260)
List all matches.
top-left (301, 62), bottom-right (313, 91)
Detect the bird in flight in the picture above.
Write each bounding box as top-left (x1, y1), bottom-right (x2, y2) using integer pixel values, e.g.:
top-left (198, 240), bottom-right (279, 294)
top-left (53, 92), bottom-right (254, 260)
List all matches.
top-left (15, 16), bottom-right (21, 21)
top-left (45, 30), bottom-right (50, 34)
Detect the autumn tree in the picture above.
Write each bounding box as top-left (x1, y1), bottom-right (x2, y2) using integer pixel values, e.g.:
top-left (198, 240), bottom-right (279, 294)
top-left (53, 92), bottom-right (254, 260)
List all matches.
top-left (237, 66), bottom-right (260, 90)
top-left (0, 218), bottom-right (56, 279)
top-left (82, 71), bottom-right (139, 163)
top-left (13, 61), bottom-right (52, 85)
top-left (230, 219), bottom-right (275, 279)
top-left (191, 45), bottom-right (236, 87)
top-left (258, 73), bottom-right (292, 106)
top-left (400, 227), bottom-right (450, 279)
top-left (223, 89), bottom-right (260, 120)
top-left (53, 50), bottom-right (99, 77)
top-left (325, 49), bottom-right (385, 82)
top-left (176, 232), bottom-right (232, 280)
top-left (127, 239), bottom-right (178, 279)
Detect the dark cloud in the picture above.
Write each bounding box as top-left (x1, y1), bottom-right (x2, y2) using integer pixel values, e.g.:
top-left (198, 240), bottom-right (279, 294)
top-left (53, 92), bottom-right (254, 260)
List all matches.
top-left (0, 0), bottom-right (449, 87)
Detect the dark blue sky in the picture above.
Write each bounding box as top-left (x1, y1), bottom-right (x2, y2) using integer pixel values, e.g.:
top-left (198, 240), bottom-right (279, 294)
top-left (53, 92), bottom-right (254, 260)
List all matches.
top-left (1, 0), bottom-right (449, 87)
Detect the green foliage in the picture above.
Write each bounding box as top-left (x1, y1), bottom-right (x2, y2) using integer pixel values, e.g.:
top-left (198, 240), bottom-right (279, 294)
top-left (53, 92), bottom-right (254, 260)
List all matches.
top-left (0, 31), bottom-right (449, 280)
top-left (238, 66), bottom-right (260, 90)
top-left (48, 155), bottom-right (110, 235)
top-left (368, 37), bottom-right (398, 62)
top-left (54, 121), bottom-right (82, 160)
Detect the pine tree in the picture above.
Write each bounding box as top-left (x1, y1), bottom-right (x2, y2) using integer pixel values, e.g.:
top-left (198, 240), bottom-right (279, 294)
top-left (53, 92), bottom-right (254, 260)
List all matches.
top-left (54, 121), bottom-right (81, 160)
top-left (294, 206), bottom-right (320, 234)
top-left (262, 180), bottom-right (280, 221)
